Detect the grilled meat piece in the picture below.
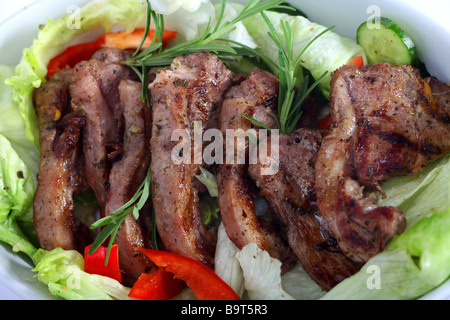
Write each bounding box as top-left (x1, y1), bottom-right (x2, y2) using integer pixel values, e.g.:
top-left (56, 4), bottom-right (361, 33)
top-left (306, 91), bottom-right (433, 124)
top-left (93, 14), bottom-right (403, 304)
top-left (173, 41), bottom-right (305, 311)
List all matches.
top-left (149, 52), bottom-right (233, 267)
top-left (315, 63), bottom-right (450, 263)
top-left (249, 129), bottom-right (359, 290)
top-left (424, 76), bottom-right (450, 123)
top-left (217, 68), bottom-right (296, 273)
top-left (104, 79), bottom-right (154, 285)
top-left (351, 64), bottom-right (450, 188)
top-left (33, 67), bottom-right (91, 252)
top-left (70, 48), bottom-right (131, 210)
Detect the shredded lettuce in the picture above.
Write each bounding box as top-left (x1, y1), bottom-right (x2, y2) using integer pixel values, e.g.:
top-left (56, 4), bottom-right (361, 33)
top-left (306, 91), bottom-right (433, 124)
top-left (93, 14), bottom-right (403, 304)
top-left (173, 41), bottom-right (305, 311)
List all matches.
top-left (33, 248), bottom-right (132, 300)
top-left (242, 10), bottom-right (366, 98)
top-left (235, 242), bottom-right (294, 300)
top-left (199, 199), bottom-right (219, 226)
top-left (195, 166), bottom-right (218, 197)
top-left (214, 223), bottom-right (245, 297)
top-left (195, 166), bottom-right (220, 225)
top-left (215, 222), bottom-right (325, 300)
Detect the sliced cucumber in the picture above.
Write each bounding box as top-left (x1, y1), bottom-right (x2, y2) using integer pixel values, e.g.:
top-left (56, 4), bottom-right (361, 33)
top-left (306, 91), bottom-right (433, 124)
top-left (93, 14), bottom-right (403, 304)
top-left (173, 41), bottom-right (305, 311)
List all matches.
top-left (357, 17), bottom-right (418, 66)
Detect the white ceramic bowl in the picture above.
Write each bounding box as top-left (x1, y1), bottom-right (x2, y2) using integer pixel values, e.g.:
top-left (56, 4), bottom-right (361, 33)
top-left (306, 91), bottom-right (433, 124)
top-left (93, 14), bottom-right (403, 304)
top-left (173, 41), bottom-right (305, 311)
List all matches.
top-left (0, 0), bottom-right (449, 300)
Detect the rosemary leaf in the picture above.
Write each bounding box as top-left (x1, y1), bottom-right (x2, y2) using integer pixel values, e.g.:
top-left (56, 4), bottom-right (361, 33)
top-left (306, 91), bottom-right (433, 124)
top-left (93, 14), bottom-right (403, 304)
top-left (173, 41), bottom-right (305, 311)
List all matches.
top-left (241, 114), bottom-right (273, 131)
top-left (92, 0), bottom-right (300, 264)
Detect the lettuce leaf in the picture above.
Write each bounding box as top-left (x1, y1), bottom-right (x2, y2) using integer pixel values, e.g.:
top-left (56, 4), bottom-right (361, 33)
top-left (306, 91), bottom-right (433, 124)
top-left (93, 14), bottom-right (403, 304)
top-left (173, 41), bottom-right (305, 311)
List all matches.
top-left (150, 0), bottom-right (209, 15)
top-left (5, 0), bottom-right (149, 148)
top-left (235, 242), bottom-right (294, 300)
top-left (33, 248), bottom-right (132, 300)
top-left (214, 223), bottom-right (245, 297)
top-left (322, 206), bottom-right (450, 300)
top-left (242, 10), bottom-right (366, 98)
top-left (0, 131), bottom-right (38, 247)
top-left (195, 166), bottom-right (218, 197)
top-left (322, 152), bottom-right (450, 300)
top-left (281, 263), bottom-right (325, 300)
top-left (0, 65), bottom-right (39, 174)
top-left (378, 152), bottom-right (450, 228)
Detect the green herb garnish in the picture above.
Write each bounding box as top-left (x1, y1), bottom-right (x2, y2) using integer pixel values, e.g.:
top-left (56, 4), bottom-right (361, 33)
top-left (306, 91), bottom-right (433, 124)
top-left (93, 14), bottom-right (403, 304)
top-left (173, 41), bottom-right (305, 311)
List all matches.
top-left (89, 0), bottom-right (290, 263)
top-left (88, 167), bottom-right (151, 263)
top-left (123, 0), bottom-right (290, 69)
top-left (243, 12), bottom-right (335, 134)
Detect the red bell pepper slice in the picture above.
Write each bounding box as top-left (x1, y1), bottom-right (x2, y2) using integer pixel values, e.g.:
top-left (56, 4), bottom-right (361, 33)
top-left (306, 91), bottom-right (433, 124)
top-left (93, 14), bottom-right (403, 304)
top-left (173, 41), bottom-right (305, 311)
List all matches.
top-left (316, 113), bottom-right (332, 130)
top-left (129, 268), bottom-right (185, 300)
top-left (84, 244), bottom-right (122, 283)
top-left (347, 55), bottom-right (364, 67)
top-left (47, 28), bottom-right (177, 78)
top-left (139, 249), bottom-right (240, 300)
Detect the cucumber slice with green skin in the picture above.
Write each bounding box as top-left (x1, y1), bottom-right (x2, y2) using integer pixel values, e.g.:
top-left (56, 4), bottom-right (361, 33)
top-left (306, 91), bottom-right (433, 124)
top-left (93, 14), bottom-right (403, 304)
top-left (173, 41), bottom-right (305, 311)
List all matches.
top-left (357, 17), bottom-right (418, 66)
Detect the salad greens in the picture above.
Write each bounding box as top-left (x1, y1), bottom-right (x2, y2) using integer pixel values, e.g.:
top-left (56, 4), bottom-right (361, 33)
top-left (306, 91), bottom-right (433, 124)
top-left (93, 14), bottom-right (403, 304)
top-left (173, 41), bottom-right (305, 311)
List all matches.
top-left (33, 247), bottom-right (132, 300)
top-left (5, 0), bottom-right (150, 149)
top-left (321, 206), bottom-right (450, 300)
top-left (0, 65), bottom-right (38, 260)
top-left (236, 242), bottom-right (294, 300)
top-left (378, 152), bottom-right (450, 228)
top-left (0, 66), bottom-right (39, 175)
top-left (0, 0), bottom-right (448, 300)
top-left (247, 11), bottom-right (333, 134)
top-left (242, 10), bottom-right (367, 98)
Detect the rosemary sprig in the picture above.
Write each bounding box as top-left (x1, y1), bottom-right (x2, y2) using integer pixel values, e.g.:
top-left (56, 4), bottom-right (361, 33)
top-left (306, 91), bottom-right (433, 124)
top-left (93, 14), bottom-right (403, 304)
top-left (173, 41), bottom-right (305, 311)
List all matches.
top-left (89, 0), bottom-right (289, 263)
top-left (243, 11), bottom-right (335, 134)
top-left (88, 166), bottom-right (151, 262)
top-left (123, 0), bottom-right (289, 69)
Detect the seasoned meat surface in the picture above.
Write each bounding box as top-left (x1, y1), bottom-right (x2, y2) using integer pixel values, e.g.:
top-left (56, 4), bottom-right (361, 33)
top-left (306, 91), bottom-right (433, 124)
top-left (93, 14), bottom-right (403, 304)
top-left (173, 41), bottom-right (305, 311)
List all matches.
top-left (424, 76), bottom-right (450, 123)
top-left (249, 129), bottom-right (359, 290)
top-left (70, 48), bottom-right (131, 210)
top-left (315, 63), bottom-right (450, 263)
top-left (105, 80), bottom-right (154, 285)
top-left (349, 64), bottom-right (450, 188)
top-left (149, 52), bottom-right (233, 267)
top-left (217, 68), bottom-right (296, 273)
top-left (33, 68), bottom-right (91, 252)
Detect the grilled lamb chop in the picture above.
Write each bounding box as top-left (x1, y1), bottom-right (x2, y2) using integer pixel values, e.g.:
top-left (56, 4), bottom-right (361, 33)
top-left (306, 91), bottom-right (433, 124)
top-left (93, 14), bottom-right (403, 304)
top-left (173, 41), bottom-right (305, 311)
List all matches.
top-left (70, 48), bottom-right (132, 211)
top-left (315, 63), bottom-right (450, 263)
top-left (217, 68), bottom-right (296, 273)
top-left (33, 67), bottom-right (91, 252)
top-left (104, 79), bottom-right (154, 285)
top-left (351, 64), bottom-right (450, 188)
top-left (249, 129), bottom-right (360, 290)
top-left (149, 52), bottom-right (233, 267)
